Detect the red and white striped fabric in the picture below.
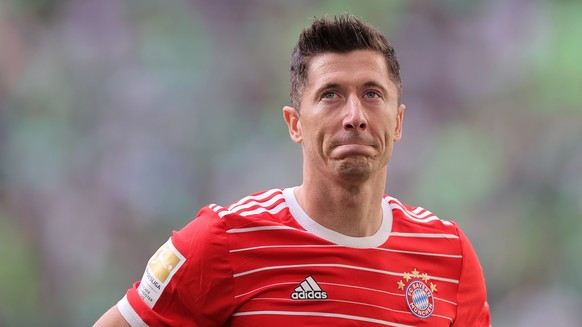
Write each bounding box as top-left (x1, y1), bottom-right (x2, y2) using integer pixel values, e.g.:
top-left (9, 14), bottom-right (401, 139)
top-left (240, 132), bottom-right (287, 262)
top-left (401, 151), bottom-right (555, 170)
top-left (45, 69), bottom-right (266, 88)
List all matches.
top-left (118, 187), bottom-right (490, 326)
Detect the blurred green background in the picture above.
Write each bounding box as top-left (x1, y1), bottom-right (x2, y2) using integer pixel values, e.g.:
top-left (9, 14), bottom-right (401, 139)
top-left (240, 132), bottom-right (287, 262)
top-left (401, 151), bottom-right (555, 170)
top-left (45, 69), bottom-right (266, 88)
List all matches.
top-left (1, 0), bottom-right (581, 326)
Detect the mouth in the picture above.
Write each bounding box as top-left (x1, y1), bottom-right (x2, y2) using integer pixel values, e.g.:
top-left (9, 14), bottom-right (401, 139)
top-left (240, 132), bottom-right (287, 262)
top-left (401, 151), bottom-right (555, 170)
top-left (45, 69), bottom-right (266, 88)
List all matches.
top-left (328, 134), bottom-right (379, 158)
top-left (331, 143), bottom-right (375, 157)
top-left (331, 137), bottom-right (377, 149)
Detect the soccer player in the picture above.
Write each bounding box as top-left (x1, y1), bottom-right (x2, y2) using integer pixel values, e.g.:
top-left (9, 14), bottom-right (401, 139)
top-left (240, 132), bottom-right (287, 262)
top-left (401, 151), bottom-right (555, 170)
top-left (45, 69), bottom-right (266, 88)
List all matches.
top-left (95, 14), bottom-right (490, 326)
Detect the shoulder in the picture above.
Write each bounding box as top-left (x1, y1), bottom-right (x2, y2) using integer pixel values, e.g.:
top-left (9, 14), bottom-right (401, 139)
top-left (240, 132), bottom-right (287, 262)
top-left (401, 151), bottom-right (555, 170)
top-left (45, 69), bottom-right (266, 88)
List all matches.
top-left (208, 188), bottom-right (287, 219)
top-left (383, 194), bottom-right (463, 238)
top-left (187, 188), bottom-right (291, 233)
top-left (175, 188), bottom-right (291, 248)
top-left (383, 195), bottom-right (485, 281)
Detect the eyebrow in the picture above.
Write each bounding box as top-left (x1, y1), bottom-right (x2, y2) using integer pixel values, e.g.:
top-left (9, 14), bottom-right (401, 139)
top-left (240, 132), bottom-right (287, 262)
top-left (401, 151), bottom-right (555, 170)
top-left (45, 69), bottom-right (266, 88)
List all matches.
top-left (362, 81), bottom-right (389, 97)
top-left (314, 82), bottom-right (339, 95)
top-left (313, 81), bottom-right (390, 99)
top-left (309, 82), bottom-right (337, 102)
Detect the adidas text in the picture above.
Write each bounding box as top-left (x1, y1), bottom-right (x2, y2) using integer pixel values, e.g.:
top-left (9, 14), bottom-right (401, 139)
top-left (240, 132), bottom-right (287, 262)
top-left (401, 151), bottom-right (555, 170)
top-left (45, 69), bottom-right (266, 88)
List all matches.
top-left (291, 291), bottom-right (328, 300)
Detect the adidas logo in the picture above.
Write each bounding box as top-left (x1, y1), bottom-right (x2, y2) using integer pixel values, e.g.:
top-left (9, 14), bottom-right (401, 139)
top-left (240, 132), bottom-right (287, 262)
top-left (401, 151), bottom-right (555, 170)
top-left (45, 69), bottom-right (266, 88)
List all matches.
top-left (291, 276), bottom-right (328, 300)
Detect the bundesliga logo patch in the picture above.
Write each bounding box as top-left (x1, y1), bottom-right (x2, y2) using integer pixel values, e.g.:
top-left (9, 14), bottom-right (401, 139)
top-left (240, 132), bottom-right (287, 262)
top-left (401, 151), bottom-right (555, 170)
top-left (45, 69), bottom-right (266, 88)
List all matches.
top-left (137, 238), bottom-right (186, 308)
top-left (397, 268), bottom-right (437, 319)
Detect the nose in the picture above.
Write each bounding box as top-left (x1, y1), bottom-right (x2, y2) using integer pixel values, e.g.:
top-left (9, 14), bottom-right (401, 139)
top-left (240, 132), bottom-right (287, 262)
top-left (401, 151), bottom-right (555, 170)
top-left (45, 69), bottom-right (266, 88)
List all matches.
top-left (343, 95), bottom-right (367, 131)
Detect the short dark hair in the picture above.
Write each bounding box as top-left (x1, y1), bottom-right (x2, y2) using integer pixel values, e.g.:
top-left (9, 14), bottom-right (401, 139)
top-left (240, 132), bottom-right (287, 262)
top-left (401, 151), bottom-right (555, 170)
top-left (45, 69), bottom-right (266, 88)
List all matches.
top-left (289, 14), bottom-right (402, 109)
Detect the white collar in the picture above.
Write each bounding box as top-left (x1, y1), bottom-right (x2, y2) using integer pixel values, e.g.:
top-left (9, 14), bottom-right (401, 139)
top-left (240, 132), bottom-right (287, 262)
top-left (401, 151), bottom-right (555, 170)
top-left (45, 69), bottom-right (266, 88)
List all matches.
top-left (283, 187), bottom-right (393, 248)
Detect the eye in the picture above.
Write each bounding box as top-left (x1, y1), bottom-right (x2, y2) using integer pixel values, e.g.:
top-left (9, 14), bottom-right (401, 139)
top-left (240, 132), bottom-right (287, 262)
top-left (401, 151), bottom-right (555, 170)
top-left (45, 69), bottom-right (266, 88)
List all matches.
top-left (365, 91), bottom-right (380, 99)
top-left (322, 91), bottom-right (336, 99)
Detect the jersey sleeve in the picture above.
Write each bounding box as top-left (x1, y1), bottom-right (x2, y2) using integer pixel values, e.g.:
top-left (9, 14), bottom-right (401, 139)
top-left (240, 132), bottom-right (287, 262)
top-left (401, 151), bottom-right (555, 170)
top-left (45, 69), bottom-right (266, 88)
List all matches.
top-left (453, 225), bottom-right (491, 326)
top-left (117, 207), bottom-right (235, 327)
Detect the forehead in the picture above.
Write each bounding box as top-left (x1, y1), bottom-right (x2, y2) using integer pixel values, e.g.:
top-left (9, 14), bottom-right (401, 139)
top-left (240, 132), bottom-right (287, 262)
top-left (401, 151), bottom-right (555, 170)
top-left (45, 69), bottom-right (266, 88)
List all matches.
top-left (305, 50), bottom-right (393, 91)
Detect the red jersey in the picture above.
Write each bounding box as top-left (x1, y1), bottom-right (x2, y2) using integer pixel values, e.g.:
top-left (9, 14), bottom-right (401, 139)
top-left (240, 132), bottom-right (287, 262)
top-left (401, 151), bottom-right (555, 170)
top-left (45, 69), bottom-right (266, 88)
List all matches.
top-left (118, 187), bottom-right (490, 326)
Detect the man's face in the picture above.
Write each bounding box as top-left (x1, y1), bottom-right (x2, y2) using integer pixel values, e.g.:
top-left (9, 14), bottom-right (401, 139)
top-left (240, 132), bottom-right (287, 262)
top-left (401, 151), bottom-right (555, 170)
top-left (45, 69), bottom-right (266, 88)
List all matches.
top-left (284, 49), bottom-right (405, 181)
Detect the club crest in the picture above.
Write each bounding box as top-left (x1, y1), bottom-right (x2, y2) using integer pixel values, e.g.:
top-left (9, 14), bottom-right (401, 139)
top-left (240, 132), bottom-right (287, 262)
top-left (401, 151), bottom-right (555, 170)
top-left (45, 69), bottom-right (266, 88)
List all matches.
top-left (397, 268), bottom-right (437, 318)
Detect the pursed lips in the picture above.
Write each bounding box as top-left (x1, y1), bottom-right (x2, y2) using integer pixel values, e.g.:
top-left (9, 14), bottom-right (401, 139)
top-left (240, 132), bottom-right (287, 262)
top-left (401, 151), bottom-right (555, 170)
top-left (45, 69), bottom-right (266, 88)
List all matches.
top-left (330, 142), bottom-right (377, 156)
top-left (333, 143), bottom-right (373, 148)
top-left (330, 138), bottom-right (377, 148)
top-left (328, 134), bottom-right (379, 156)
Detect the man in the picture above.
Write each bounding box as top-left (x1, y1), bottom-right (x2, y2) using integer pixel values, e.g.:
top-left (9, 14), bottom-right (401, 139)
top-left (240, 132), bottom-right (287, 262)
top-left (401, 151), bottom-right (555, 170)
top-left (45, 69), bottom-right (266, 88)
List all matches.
top-left (95, 14), bottom-right (490, 326)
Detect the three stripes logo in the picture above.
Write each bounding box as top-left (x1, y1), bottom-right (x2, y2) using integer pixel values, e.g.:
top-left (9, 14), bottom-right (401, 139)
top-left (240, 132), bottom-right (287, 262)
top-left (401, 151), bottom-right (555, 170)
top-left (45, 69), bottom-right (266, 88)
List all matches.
top-left (291, 276), bottom-right (328, 300)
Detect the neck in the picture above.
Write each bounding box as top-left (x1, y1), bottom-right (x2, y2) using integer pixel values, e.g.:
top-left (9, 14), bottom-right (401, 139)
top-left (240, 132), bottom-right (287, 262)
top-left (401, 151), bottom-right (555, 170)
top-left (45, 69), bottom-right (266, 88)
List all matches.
top-left (295, 169), bottom-right (387, 237)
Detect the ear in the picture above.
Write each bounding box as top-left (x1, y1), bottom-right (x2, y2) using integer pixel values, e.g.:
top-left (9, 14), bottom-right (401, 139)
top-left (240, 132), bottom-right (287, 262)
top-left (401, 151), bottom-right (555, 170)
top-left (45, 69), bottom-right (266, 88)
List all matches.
top-left (394, 104), bottom-right (405, 142)
top-left (283, 106), bottom-right (303, 144)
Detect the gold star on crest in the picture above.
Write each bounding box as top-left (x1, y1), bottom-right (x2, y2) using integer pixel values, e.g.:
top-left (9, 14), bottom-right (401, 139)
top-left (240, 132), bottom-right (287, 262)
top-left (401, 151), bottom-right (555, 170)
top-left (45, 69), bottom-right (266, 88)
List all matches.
top-left (398, 268), bottom-right (438, 294)
top-left (422, 273), bottom-right (430, 282)
top-left (397, 280), bottom-right (405, 290)
top-left (411, 268), bottom-right (420, 278)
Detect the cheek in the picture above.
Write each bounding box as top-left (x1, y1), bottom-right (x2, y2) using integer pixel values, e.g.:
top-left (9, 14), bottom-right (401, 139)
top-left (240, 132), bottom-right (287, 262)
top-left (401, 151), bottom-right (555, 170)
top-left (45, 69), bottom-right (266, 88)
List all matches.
top-left (304, 126), bottom-right (330, 157)
top-left (378, 121), bottom-right (396, 147)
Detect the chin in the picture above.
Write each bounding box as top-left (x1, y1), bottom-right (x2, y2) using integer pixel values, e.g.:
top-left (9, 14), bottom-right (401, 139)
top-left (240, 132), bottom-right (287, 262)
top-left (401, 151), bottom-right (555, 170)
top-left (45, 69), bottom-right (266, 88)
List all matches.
top-left (335, 157), bottom-right (374, 178)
